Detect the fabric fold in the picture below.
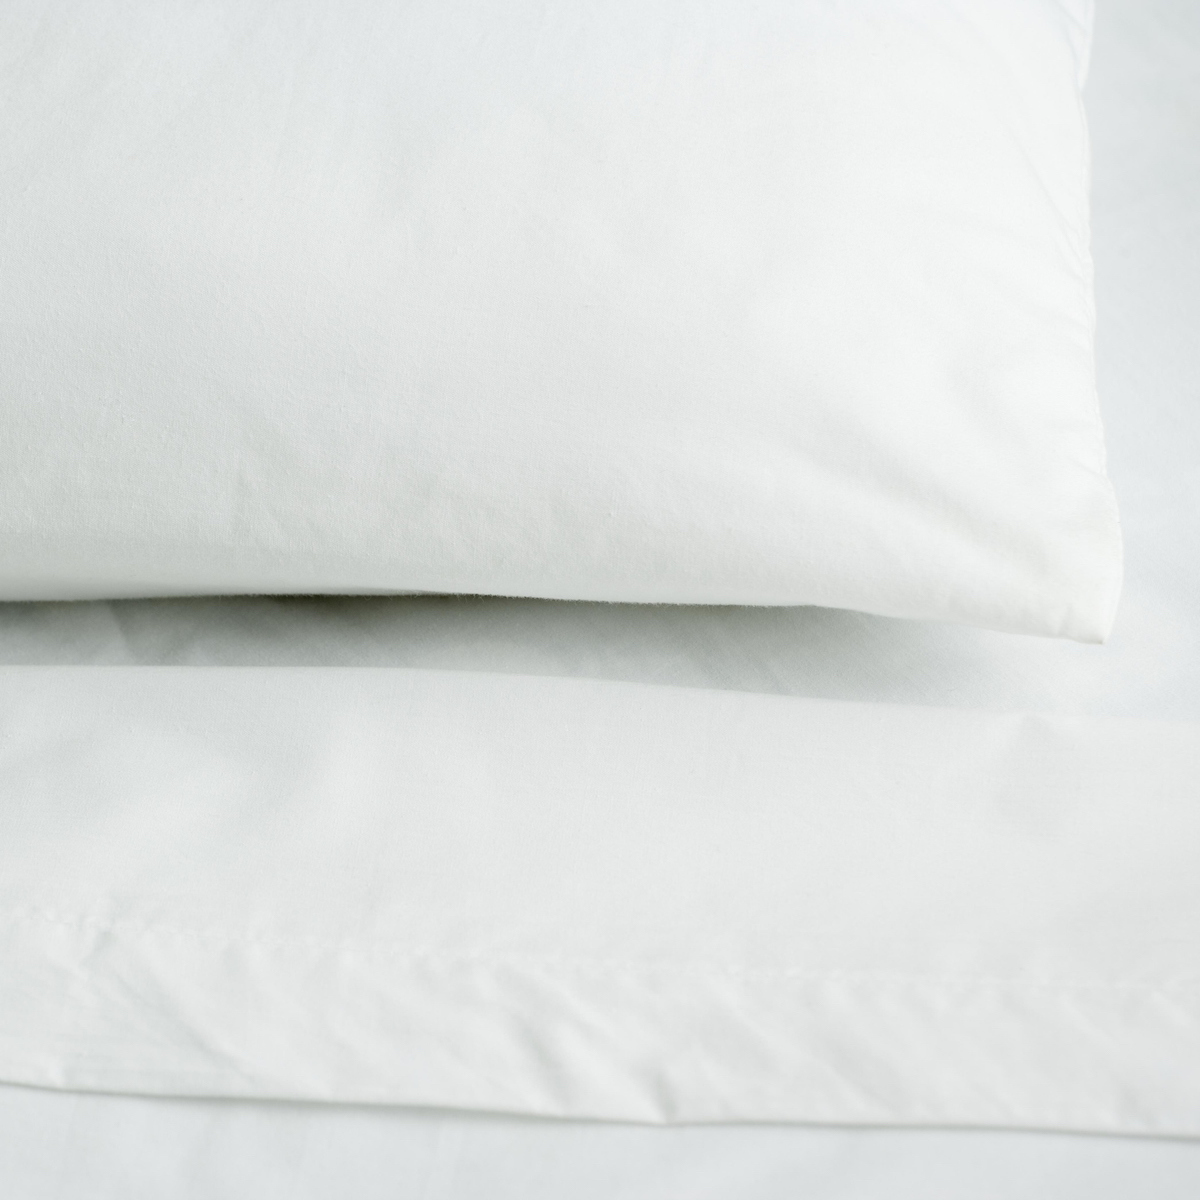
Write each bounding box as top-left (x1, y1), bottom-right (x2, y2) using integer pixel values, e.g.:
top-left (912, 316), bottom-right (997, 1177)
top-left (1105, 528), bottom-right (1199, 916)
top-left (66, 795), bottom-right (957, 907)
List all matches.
top-left (0, 667), bottom-right (1197, 1133)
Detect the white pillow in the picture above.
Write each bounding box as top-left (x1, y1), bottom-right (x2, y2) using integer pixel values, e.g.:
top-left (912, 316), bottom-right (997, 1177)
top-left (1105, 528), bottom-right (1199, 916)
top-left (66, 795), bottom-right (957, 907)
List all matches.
top-left (0, 0), bottom-right (1120, 640)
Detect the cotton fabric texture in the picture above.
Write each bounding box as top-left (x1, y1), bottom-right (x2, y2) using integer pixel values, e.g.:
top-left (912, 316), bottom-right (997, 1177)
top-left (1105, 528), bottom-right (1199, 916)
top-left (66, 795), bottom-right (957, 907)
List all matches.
top-left (0, 0), bottom-right (1119, 639)
top-left (1, 666), bottom-right (1197, 1133)
top-left (1, 0), bottom-right (1199, 1187)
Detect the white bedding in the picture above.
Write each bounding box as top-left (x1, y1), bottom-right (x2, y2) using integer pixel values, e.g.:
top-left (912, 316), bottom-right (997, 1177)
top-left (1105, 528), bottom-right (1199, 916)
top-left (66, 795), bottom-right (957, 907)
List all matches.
top-left (1, 0), bottom-right (1198, 1193)
top-left (0, 0), bottom-right (1121, 640)
top-left (3, 668), bottom-right (1197, 1129)
top-left (4, 1088), bottom-right (1200, 1200)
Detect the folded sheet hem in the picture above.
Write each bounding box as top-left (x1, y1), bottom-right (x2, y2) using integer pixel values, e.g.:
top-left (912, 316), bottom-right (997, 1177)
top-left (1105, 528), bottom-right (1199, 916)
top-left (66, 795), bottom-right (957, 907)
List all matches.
top-left (3, 908), bottom-right (1197, 1135)
top-left (1, 666), bottom-right (1197, 1135)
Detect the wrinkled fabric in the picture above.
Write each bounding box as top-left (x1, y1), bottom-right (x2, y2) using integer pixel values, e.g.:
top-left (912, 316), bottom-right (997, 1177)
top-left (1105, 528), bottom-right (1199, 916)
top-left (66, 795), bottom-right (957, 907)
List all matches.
top-left (1, 667), bottom-right (1197, 1133)
top-left (0, 0), bottom-right (1119, 638)
top-left (2, 0), bottom-right (1199, 1194)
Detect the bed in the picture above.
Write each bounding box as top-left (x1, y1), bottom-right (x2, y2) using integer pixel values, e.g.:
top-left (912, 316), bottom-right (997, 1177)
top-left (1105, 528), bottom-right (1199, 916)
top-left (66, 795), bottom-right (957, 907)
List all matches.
top-left (1, 0), bottom-right (1198, 1194)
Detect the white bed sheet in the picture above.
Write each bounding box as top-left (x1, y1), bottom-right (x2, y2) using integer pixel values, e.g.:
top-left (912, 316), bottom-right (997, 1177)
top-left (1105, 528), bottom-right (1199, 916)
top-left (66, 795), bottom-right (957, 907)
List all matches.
top-left (4, 1088), bottom-right (1200, 1200)
top-left (1, 0), bottom-right (1198, 1193)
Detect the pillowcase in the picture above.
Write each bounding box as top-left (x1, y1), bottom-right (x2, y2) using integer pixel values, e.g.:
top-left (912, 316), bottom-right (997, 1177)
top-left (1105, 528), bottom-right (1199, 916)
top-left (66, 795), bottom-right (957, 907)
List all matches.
top-left (0, 0), bottom-right (1120, 640)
